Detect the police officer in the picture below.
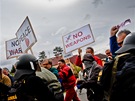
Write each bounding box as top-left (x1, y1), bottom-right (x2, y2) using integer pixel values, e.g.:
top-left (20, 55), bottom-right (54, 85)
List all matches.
top-left (110, 32), bottom-right (135, 101)
top-left (14, 53), bottom-right (56, 101)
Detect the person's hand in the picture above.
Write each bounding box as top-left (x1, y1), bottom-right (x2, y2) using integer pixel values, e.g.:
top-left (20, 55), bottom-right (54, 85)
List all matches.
top-left (110, 26), bottom-right (119, 37)
top-left (78, 48), bottom-right (82, 56)
top-left (108, 56), bottom-right (113, 60)
top-left (77, 80), bottom-right (85, 85)
top-left (79, 83), bottom-right (84, 89)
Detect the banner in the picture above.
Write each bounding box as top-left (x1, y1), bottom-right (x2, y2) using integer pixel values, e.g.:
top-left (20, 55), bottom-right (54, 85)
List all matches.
top-left (63, 52), bottom-right (73, 59)
top-left (16, 16), bottom-right (37, 52)
top-left (62, 24), bottom-right (95, 53)
top-left (6, 38), bottom-right (23, 59)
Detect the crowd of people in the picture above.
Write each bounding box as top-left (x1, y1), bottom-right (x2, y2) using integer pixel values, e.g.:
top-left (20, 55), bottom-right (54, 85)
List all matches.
top-left (0, 25), bottom-right (135, 101)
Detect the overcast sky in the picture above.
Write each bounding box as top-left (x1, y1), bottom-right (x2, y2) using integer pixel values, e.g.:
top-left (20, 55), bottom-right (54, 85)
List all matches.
top-left (0, 0), bottom-right (135, 69)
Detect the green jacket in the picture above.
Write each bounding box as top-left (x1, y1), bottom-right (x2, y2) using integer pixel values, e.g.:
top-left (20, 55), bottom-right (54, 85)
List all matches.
top-left (36, 67), bottom-right (62, 94)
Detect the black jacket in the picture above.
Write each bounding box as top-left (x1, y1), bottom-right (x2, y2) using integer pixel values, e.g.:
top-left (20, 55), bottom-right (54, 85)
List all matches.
top-left (80, 65), bottom-right (103, 101)
top-left (15, 75), bottom-right (55, 101)
top-left (110, 55), bottom-right (135, 101)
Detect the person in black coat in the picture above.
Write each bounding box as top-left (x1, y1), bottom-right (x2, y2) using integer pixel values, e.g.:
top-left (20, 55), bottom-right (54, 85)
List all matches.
top-left (78, 53), bottom-right (103, 101)
top-left (13, 53), bottom-right (55, 101)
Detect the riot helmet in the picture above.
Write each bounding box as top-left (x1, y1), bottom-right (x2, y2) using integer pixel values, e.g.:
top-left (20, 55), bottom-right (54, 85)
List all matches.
top-left (14, 53), bottom-right (38, 80)
top-left (116, 32), bottom-right (135, 54)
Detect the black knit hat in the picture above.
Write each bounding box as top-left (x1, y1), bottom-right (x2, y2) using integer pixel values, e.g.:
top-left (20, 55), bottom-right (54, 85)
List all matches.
top-left (82, 53), bottom-right (95, 62)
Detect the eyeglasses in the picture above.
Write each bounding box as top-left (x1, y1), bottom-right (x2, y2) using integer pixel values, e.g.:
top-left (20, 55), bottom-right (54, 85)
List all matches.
top-left (43, 63), bottom-right (48, 66)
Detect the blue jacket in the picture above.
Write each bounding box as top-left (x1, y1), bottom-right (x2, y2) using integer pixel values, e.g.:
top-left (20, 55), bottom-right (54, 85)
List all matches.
top-left (109, 35), bottom-right (120, 56)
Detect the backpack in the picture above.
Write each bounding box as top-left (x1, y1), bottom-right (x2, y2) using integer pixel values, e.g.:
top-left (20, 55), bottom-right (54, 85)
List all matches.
top-left (99, 60), bottom-right (115, 92)
top-left (12, 75), bottom-right (56, 101)
top-left (110, 55), bottom-right (135, 101)
top-left (99, 53), bottom-right (132, 101)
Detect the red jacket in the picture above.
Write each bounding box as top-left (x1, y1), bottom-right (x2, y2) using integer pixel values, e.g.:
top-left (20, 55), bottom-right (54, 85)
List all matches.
top-left (59, 64), bottom-right (76, 89)
top-left (75, 55), bottom-right (103, 68)
top-left (93, 55), bottom-right (103, 67)
top-left (75, 56), bottom-right (83, 68)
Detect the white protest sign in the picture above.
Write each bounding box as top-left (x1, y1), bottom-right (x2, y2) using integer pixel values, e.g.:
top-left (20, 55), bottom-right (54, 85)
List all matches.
top-left (16, 16), bottom-right (37, 52)
top-left (5, 38), bottom-right (23, 59)
top-left (63, 52), bottom-right (73, 59)
top-left (62, 24), bottom-right (95, 53)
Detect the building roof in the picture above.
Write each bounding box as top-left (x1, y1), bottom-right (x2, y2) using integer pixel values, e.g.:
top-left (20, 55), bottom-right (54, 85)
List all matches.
top-left (50, 55), bottom-right (78, 66)
top-left (50, 53), bottom-right (106, 66)
top-left (95, 53), bottom-right (107, 59)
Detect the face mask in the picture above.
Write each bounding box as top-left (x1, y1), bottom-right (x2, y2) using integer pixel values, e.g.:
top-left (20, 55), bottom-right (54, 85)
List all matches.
top-left (83, 61), bottom-right (93, 68)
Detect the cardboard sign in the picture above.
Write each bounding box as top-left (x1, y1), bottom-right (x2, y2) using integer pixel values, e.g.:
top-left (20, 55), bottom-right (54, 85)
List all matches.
top-left (63, 52), bottom-right (73, 59)
top-left (62, 24), bottom-right (95, 53)
top-left (5, 38), bottom-right (23, 59)
top-left (16, 16), bottom-right (37, 52)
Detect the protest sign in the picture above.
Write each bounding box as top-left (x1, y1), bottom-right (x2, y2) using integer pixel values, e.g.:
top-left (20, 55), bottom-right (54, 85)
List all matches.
top-left (16, 16), bottom-right (37, 53)
top-left (6, 38), bottom-right (23, 59)
top-left (63, 52), bottom-right (73, 59)
top-left (62, 24), bottom-right (95, 53)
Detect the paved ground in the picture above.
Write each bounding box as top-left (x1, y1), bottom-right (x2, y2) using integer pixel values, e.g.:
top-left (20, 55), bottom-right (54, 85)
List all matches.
top-left (77, 88), bottom-right (88, 101)
top-left (63, 87), bottom-right (88, 101)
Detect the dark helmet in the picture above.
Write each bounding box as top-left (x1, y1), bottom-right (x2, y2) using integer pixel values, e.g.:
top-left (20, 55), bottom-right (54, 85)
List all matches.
top-left (116, 32), bottom-right (135, 54)
top-left (14, 54), bottom-right (38, 80)
top-left (82, 53), bottom-right (95, 62)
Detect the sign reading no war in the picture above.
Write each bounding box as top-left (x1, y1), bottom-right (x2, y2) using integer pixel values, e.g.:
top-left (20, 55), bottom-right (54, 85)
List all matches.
top-left (6, 38), bottom-right (23, 59)
top-left (62, 24), bottom-right (95, 53)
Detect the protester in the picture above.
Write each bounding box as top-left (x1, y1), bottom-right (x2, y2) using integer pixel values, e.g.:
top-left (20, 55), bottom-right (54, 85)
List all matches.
top-left (58, 59), bottom-right (80, 101)
top-left (0, 68), bottom-right (11, 101)
top-left (75, 47), bottom-right (103, 69)
top-left (86, 47), bottom-right (103, 66)
top-left (78, 53), bottom-right (103, 101)
top-left (109, 26), bottom-right (131, 56)
top-left (13, 53), bottom-right (57, 101)
top-left (77, 67), bottom-right (84, 95)
top-left (2, 67), bottom-right (14, 86)
top-left (110, 32), bottom-right (135, 101)
top-left (65, 58), bottom-right (81, 78)
top-left (105, 49), bottom-right (114, 62)
top-left (0, 68), bottom-right (11, 87)
top-left (40, 58), bottom-right (65, 99)
top-left (75, 48), bottom-right (83, 69)
top-left (41, 59), bottom-right (59, 78)
top-left (100, 32), bottom-right (135, 101)
top-left (36, 63), bottom-right (64, 101)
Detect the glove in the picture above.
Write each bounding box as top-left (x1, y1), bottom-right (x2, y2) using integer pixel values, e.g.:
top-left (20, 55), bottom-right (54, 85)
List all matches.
top-left (77, 80), bottom-right (85, 85)
top-left (79, 83), bottom-right (85, 89)
top-left (77, 84), bottom-right (81, 89)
